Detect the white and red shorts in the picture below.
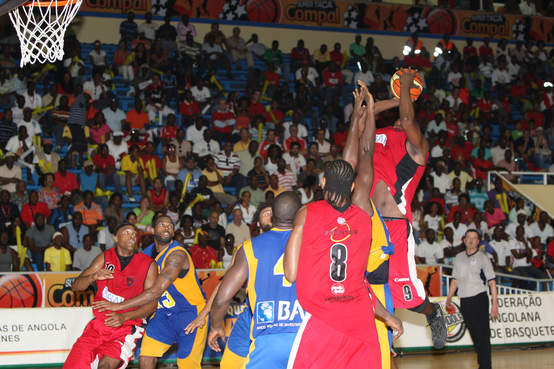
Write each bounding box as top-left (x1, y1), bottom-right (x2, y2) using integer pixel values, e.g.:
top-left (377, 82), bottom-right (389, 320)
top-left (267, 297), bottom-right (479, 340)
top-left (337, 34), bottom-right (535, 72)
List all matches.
top-left (63, 318), bottom-right (144, 369)
top-left (385, 217), bottom-right (427, 310)
top-left (287, 312), bottom-right (381, 369)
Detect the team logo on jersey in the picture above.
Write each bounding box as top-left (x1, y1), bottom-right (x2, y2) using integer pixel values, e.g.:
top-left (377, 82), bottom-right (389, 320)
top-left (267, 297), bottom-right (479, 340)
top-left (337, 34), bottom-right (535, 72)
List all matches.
top-left (126, 276), bottom-right (135, 287)
top-left (257, 301), bottom-right (274, 324)
top-left (105, 263), bottom-right (115, 272)
top-left (375, 134), bottom-right (387, 146)
top-left (327, 221), bottom-right (355, 243)
top-left (331, 283), bottom-right (345, 295)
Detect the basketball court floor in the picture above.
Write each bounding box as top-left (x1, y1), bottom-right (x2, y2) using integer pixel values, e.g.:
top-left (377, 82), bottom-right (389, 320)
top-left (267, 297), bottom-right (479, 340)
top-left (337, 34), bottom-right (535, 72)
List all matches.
top-left (34, 346), bottom-right (554, 369)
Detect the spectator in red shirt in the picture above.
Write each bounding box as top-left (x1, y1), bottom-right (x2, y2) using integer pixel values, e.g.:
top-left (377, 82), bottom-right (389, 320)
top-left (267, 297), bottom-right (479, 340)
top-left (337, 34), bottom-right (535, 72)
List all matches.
top-left (248, 90), bottom-right (265, 118)
top-left (332, 122), bottom-right (347, 152)
top-left (179, 90), bottom-right (200, 126)
top-left (477, 91), bottom-right (494, 118)
top-left (53, 159), bottom-right (79, 195)
top-left (290, 39), bottom-right (310, 71)
top-left (479, 38), bottom-right (494, 62)
top-left (472, 147), bottom-right (493, 180)
top-left (190, 230), bottom-right (218, 268)
top-left (264, 63), bottom-right (280, 98)
top-left (259, 129), bottom-right (282, 159)
top-left (447, 194), bottom-right (476, 224)
top-left (160, 113), bottom-right (179, 145)
top-left (21, 190), bottom-right (51, 227)
top-left (212, 97), bottom-right (236, 141)
top-left (265, 99), bottom-right (284, 128)
top-left (126, 99), bottom-right (149, 130)
top-left (93, 144), bottom-right (121, 193)
top-left (322, 62), bottom-right (344, 105)
top-left (284, 125), bottom-right (306, 152)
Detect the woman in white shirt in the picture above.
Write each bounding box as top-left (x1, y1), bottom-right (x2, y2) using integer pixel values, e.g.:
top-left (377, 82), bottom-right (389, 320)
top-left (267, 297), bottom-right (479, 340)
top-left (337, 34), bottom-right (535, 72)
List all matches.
top-left (238, 191), bottom-right (256, 225)
top-left (423, 201), bottom-right (443, 232)
top-left (297, 175), bottom-right (316, 205)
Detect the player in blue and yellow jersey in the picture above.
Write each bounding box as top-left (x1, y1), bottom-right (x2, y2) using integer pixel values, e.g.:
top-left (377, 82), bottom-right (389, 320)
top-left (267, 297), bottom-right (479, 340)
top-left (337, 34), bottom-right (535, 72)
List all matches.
top-left (93, 215), bottom-right (206, 369)
top-left (207, 192), bottom-right (303, 369)
top-left (367, 200), bottom-right (396, 369)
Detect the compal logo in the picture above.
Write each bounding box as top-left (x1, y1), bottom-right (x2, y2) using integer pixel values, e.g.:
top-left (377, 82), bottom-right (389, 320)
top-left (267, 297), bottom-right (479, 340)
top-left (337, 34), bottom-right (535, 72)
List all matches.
top-left (443, 301), bottom-right (466, 343)
top-left (257, 301), bottom-right (274, 324)
top-left (331, 283), bottom-right (345, 295)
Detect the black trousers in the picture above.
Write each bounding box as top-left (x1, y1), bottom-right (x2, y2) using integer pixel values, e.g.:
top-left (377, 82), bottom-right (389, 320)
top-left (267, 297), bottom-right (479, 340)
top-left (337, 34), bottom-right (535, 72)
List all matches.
top-left (460, 292), bottom-right (491, 369)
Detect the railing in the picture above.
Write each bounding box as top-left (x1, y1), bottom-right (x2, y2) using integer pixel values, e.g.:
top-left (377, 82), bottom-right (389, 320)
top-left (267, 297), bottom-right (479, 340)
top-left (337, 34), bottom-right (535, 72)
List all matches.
top-left (437, 264), bottom-right (554, 296)
top-left (487, 171), bottom-right (554, 188)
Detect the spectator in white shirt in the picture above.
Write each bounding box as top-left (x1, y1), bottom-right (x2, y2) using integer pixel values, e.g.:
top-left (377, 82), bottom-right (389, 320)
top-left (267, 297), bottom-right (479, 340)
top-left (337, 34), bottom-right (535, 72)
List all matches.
top-left (83, 72), bottom-right (108, 102)
top-left (101, 97), bottom-right (126, 132)
top-left (295, 65), bottom-right (319, 87)
top-left (72, 235), bottom-right (102, 270)
top-left (16, 108), bottom-right (42, 137)
top-left (445, 88), bottom-right (463, 109)
top-left (353, 61), bottom-right (374, 87)
top-left (489, 225), bottom-right (512, 272)
top-left (11, 95), bottom-right (25, 123)
top-left (491, 57), bottom-right (511, 88)
top-left (430, 161), bottom-right (450, 194)
top-left (445, 211), bottom-right (468, 245)
top-left (106, 132), bottom-right (128, 170)
top-left (423, 201), bottom-right (442, 232)
top-left (478, 59), bottom-right (494, 80)
top-left (193, 129), bottom-right (220, 158)
top-left (426, 113), bottom-right (447, 135)
top-left (439, 227), bottom-right (459, 265)
top-left (416, 229), bottom-right (444, 265)
top-left (22, 82), bottom-right (41, 110)
top-left (0, 153), bottom-right (22, 193)
top-left (190, 79), bottom-right (211, 111)
top-left (529, 212), bottom-right (554, 245)
top-left (88, 40), bottom-right (107, 73)
top-left (313, 128), bottom-right (330, 155)
top-left (138, 12), bottom-right (157, 41)
top-left (282, 141), bottom-right (306, 177)
top-left (186, 117), bottom-right (207, 143)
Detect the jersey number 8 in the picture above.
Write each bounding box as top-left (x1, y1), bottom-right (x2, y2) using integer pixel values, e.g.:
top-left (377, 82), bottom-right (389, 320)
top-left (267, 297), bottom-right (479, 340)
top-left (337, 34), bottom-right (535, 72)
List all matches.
top-left (330, 243), bottom-right (348, 282)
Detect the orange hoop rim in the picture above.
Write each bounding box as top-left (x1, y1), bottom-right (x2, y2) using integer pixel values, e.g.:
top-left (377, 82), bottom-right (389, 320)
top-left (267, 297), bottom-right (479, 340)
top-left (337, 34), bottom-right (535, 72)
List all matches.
top-left (23, 0), bottom-right (79, 7)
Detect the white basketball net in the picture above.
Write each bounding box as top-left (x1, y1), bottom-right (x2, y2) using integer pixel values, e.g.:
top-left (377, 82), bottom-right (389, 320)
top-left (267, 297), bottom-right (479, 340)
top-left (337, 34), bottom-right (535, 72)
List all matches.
top-left (9, 0), bottom-right (83, 67)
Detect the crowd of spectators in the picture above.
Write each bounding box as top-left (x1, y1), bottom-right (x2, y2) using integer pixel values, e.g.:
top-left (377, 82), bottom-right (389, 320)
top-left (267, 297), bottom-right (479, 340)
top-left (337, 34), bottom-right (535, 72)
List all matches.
top-left (0, 11), bottom-right (552, 287)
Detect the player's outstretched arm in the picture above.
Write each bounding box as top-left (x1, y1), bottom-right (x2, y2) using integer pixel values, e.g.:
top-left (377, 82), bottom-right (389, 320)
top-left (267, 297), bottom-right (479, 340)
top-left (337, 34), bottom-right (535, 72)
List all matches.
top-left (352, 89), bottom-right (375, 216)
top-left (398, 68), bottom-right (428, 164)
top-left (343, 82), bottom-right (366, 169)
top-left (284, 205), bottom-right (307, 283)
top-left (374, 298), bottom-right (403, 340)
top-left (104, 261), bottom-right (159, 328)
top-left (208, 249), bottom-right (249, 352)
top-left (374, 98), bottom-right (399, 115)
top-left (72, 252), bottom-right (109, 291)
top-left (93, 250), bottom-right (188, 312)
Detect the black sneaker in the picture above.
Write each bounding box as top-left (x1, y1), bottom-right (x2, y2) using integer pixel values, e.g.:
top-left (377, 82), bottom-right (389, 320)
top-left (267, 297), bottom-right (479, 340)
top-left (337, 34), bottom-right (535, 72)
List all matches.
top-left (426, 302), bottom-right (447, 349)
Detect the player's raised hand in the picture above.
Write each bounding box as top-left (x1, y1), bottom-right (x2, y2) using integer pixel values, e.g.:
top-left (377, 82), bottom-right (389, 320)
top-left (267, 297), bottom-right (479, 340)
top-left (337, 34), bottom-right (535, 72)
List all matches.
top-left (385, 315), bottom-right (404, 341)
top-left (351, 83), bottom-right (365, 124)
top-left (184, 310), bottom-right (208, 335)
top-left (92, 300), bottom-right (121, 312)
top-left (92, 268), bottom-right (114, 281)
top-left (207, 326), bottom-right (226, 352)
top-left (104, 312), bottom-right (125, 328)
top-left (399, 67), bottom-right (417, 90)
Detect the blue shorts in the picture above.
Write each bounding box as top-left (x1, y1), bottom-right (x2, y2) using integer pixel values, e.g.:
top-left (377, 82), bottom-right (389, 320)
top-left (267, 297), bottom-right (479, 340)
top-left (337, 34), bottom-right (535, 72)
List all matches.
top-left (244, 333), bottom-right (297, 369)
top-left (226, 305), bottom-right (252, 357)
top-left (142, 309), bottom-right (205, 360)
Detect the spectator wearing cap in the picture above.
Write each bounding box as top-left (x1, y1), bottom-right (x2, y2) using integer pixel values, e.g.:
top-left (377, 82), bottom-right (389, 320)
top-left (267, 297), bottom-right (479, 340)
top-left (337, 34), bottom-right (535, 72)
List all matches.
top-left (74, 191), bottom-right (103, 232)
top-left (0, 152), bottom-right (22, 194)
top-left (190, 229), bottom-right (218, 268)
top-left (106, 131), bottom-right (128, 170)
top-left (44, 232), bottom-right (72, 272)
top-left (34, 138), bottom-right (60, 175)
top-left (102, 97), bottom-right (126, 133)
top-left (24, 213), bottom-right (55, 270)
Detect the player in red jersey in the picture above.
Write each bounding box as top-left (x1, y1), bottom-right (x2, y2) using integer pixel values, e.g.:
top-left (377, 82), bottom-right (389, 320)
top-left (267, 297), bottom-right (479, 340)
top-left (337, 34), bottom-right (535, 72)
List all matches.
top-left (64, 223), bottom-right (157, 369)
top-left (284, 85), bottom-right (403, 369)
top-left (370, 69), bottom-right (447, 349)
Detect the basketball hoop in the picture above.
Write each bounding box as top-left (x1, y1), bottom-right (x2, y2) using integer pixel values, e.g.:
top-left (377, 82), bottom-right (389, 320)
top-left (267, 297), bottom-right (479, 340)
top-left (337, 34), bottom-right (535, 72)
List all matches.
top-left (9, 0), bottom-right (83, 67)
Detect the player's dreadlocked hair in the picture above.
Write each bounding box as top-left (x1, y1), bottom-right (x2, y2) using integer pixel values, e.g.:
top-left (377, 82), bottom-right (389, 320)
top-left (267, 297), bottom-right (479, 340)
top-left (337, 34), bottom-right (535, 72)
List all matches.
top-left (323, 160), bottom-right (355, 208)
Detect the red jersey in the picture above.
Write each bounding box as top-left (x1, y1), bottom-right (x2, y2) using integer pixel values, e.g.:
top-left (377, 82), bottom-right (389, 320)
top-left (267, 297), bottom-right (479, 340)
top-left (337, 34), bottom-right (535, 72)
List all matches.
top-left (296, 200), bottom-right (375, 342)
top-left (94, 248), bottom-right (152, 326)
top-left (371, 127), bottom-right (427, 221)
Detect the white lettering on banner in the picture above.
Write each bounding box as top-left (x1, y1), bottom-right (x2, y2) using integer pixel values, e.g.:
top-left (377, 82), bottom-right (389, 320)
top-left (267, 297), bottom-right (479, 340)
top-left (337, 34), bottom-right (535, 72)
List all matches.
top-left (395, 293), bottom-right (554, 350)
top-left (0, 307), bottom-right (93, 366)
top-left (101, 286), bottom-right (125, 303)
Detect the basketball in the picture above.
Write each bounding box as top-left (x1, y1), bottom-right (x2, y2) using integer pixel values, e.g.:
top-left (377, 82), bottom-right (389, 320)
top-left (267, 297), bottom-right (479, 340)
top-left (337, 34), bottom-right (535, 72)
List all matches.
top-left (0, 273), bottom-right (42, 308)
top-left (390, 68), bottom-right (424, 101)
top-left (247, 0), bottom-right (281, 23)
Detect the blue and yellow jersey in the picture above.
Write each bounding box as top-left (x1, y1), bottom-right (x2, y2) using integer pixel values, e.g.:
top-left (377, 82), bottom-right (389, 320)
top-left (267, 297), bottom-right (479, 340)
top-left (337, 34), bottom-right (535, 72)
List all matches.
top-left (154, 241), bottom-right (206, 312)
top-left (366, 201), bottom-right (395, 284)
top-left (242, 228), bottom-right (303, 339)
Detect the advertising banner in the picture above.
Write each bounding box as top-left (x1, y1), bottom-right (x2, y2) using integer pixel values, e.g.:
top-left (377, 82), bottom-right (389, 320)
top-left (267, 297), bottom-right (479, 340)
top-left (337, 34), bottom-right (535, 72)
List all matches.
top-left (396, 293), bottom-right (554, 350)
top-left (79, 0), bottom-right (553, 43)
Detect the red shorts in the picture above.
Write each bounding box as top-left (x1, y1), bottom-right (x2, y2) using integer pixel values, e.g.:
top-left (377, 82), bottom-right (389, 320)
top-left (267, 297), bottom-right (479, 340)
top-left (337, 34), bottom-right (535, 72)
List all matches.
top-left (385, 218), bottom-right (427, 310)
top-left (287, 313), bottom-right (381, 369)
top-left (63, 318), bottom-right (144, 369)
